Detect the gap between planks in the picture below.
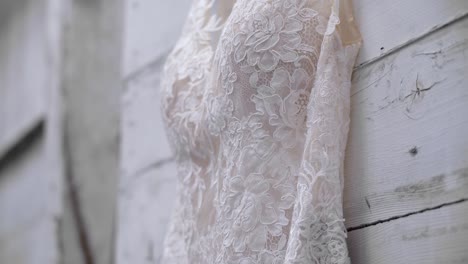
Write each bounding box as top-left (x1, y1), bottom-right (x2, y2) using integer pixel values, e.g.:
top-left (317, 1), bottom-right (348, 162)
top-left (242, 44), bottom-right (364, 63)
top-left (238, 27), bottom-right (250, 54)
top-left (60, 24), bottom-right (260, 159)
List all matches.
top-left (131, 156), bottom-right (175, 179)
top-left (347, 198), bottom-right (468, 232)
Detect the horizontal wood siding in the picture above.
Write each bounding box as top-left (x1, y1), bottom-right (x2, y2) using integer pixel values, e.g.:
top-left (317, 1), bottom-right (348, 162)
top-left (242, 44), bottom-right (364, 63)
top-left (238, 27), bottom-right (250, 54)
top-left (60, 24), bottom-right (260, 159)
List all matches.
top-left (354, 0), bottom-right (468, 65)
top-left (344, 16), bottom-right (468, 228)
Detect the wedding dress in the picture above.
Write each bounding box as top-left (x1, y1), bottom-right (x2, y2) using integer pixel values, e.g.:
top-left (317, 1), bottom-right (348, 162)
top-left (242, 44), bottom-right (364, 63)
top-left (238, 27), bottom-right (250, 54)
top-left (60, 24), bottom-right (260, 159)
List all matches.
top-left (159, 0), bottom-right (362, 263)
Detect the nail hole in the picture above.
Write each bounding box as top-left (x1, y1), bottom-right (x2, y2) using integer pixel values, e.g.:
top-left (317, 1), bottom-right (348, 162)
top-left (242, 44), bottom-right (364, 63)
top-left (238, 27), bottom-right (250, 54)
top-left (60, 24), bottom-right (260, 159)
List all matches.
top-left (409, 146), bottom-right (418, 156)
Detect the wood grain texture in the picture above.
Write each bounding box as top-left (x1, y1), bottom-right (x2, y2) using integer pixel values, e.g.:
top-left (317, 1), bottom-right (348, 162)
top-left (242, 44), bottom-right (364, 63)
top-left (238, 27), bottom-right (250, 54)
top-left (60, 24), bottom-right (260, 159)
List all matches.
top-left (60, 0), bottom-right (123, 263)
top-left (118, 60), bottom-right (178, 264)
top-left (353, 0), bottom-right (468, 65)
top-left (121, 62), bottom-right (174, 177)
top-left (343, 17), bottom-right (468, 228)
top-left (348, 201), bottom-right (468, 264)
top-left (0, 1), bottom-right (64, 263)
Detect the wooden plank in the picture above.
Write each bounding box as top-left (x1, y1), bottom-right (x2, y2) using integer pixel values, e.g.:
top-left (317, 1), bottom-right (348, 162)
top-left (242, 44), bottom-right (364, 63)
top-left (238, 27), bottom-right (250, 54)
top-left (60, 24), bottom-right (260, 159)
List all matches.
top-left (60, 0), bottom-right (123, 263)
top-left (0, 0), bottom-right (47, 161)
top-left (353, 0), bottom-right (468, 65)
top-left (116, 162), bottom-right (178, 264)
top-left (0, 0), bottom-right (65, 263)
top-left (348, 201), bottom-right (468, 264)
top-left (121, 60), bottom-right (174, 177)
top-left (118, 56), bottom-right (177, 264)
top-left (0, 134), bottom-right (60, 264)
top-left (343, 17), bottom-right (468, 228)
top-left (123, 0), bottom-right (191, 76)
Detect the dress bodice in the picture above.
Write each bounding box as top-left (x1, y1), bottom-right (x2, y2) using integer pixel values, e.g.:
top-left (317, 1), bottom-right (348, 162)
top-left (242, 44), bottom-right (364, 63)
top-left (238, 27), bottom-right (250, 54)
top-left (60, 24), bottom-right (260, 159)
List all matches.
top-left (159, 0), bottom-right (362, 263)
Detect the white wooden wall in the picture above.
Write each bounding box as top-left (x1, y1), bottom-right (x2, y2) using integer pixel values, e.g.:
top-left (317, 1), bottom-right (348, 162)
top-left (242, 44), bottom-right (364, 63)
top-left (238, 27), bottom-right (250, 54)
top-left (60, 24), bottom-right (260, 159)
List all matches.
top-left (118, 0), bottom-right (468, 264)
top-left (0, 1), bottom-right (63, 262)
top-left (345, 1), bottom-right (468, 262)
top-left (0, 0), bottom-right (123, 263)
top-left (117, 1), bottom-right (190, 263)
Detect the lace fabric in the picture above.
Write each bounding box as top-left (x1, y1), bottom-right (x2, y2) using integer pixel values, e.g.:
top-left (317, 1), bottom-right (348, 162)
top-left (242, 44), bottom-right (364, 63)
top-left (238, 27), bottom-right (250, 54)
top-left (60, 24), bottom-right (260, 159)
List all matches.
top-left (159, 0), bottom-right (362, 263)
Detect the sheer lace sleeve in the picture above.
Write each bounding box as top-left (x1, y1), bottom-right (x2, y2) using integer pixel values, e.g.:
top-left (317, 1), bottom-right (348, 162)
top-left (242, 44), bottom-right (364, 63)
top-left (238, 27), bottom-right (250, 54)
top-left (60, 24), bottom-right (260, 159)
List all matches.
top-left (206, 0), bottom-right (361, 263)
top-left (282, 4), bottom-right (362, 263)
top-left (160, 0), bottom-right (362, 263)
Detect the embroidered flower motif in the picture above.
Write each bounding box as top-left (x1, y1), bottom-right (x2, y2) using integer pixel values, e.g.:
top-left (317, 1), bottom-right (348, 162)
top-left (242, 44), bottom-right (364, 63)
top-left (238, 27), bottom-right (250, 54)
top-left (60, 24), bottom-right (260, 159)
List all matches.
top-left (258, 249), bottom-right (286, 264)
top-left (252, 67), bottom-right (311, 148)
top-left (220, 62), bottom-right (239, 95)
top-left (233, 12), bottom-right (303, 72)
top-left (283, 0), bottom-right (319, 20)
top-left (222, 173), bottom-right (289, 252)
top-left (287, 209), bottom-right (347, 264)
top-left (316, 13), bottom-right (340, 35)
top-left (236, 257), bottom-right (256, 264)
top-left (299, 238), bottom-right (348, 264)
top-left (327, 238), bottom-right (348, 264)
top-left (207, 95), bottom-right (234, 136)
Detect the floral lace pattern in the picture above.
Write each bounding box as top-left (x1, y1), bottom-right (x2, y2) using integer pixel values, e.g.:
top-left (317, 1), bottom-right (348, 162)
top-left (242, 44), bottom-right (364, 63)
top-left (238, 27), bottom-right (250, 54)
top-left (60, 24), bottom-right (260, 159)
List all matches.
top-left (159, 0), bottom-right (361, 263)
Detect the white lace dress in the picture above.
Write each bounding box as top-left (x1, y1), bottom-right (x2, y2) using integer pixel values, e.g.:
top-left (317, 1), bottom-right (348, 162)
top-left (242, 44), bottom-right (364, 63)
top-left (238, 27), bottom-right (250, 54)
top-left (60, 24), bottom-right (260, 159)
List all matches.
top-left (159, 0), bottom-right (362, 263)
